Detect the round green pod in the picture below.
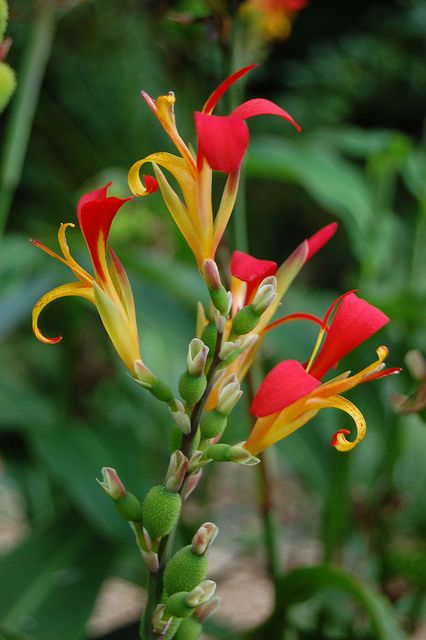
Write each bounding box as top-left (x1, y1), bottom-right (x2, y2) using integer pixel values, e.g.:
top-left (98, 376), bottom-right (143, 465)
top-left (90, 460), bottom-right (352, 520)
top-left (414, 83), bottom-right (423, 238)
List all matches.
top-left (0, 63), bottom-right (16, 113)
top-left (232, 305), bottom-right (259, 335)
top-left (178, 372), bottom-right (207, 405)
top-left (164, 545), bottom-right (208, 595)
top-left (0, 0), bottom-right (8, 40)
top-left (200, 410), bottom-right (227, 439)
top-left (115, 492), bottom-right (143, 521)
top-left (165, 592), bottom-right (193, 619)
top-left (175, 617), bottom-right (202, 640)
top-left (209, 286), bottom-right (228, 315)
top-left (142, 485), bottom-right (182, 539)
top-left (201, 323), bottom-right (217, 354)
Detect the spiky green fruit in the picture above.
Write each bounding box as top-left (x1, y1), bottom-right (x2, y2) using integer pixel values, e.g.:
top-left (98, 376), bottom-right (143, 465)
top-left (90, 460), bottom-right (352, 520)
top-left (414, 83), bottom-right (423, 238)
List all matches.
top-left (142, 485), bottom-right (182, 539)
top-left (175, 617), bottom-right (202, 640)
top-left (164, 545), bottom-right (208, 595)
top-left (0, 63), bottom-right (16, 113)
top-left (178, 372), bottom-right (207, 405)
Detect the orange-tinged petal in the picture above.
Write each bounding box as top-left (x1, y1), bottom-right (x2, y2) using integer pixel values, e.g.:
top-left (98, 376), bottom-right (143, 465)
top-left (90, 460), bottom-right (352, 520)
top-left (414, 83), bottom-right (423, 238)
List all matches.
top-left (32, 282), bottom-right (95, 344)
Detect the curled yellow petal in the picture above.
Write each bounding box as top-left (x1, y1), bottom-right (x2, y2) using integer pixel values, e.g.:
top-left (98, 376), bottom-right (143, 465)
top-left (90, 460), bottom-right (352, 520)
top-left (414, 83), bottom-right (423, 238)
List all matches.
top-left (58, 223), bottom-right (92, 285)
top-left (306, 394), bottom-right (366, 452)
top-left (32, 282), bottom-right (95, 344)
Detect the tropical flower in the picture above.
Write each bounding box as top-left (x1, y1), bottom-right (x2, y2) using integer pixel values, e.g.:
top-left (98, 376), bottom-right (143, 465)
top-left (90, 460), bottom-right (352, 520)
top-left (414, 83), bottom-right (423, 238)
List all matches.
top-left (239, 0), bottom-right (309, 41)
top-left (128, 65), bottom-right (300, 268)
top-left (244, 292), bottom-right (400, 454)
top-left (31, 182), bottom-right (156, 380)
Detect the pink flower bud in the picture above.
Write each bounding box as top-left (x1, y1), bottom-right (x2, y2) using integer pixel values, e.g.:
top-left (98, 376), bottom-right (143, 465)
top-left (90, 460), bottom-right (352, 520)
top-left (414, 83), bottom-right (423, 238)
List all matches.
top-left (191, 522), bottom-right (219, 555)
top-left (97, 467), bottom-right (126, 500)
top-left (202, 259), bottom-right (222, 290)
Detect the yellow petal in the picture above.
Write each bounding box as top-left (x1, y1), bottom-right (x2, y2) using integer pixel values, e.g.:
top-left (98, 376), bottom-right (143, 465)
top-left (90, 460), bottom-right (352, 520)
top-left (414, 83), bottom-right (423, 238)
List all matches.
top-left (32, 282), bottom-right (95, 344)
top-left (58, 223), bottom-right (92, 285)
top-left (244, 406), bottom-right (319, 455)
top-left (306, 394), bottom-right (366, 452)
top-left (212, 169), bottom-right (241, 255)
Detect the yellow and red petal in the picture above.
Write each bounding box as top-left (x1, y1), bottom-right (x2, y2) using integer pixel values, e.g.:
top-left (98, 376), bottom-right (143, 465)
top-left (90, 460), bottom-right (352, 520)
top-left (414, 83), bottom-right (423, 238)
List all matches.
top-left (202, 64), bottom-right (257, 115)
top-left (306, 394), bottom-right (366, 452)
top-left (32, 282), bottom-right (95, 344)
top-left (195, 112), bottom-right (249, 174)
top-left (308, 293), bottom-right (389, 380)
top-left (251, 359), bottom-right (321, 417)
top-left (306, 222), bottom-right (338, 262)
top-left (231, 97), bottom-right (301, 132)
top-left (108, 248), bottom-right (137, 329)
top-left (230, 250), bottom-right (277, 304)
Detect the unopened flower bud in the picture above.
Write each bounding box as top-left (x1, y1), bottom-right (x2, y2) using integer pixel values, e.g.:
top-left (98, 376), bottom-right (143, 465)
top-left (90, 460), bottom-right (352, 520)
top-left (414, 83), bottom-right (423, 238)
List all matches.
top-left (142, 485), bottom-right (182, 539)
top-left (133, 359), bottom-right (156, 387)
top-left (191, 522), bottom-right (219, 555)
top-left (217, 375), bottom-right (242, 416)
top-left (170, 402), bottom-right (192, 435)
top-left (195, 595), bottom-right (221, 622)
top-left (181, 469), bottom-right (203, 500)
top-left (214, 310), bottom-right (227, 334)
top-left (187, 338), bottom-right (209, 376)
top-left (202, 259), bottom-right (222, 290)
top-left (218, 340), bottom-right (241, 361)
top-left (186, 580), bottom-right (216, 607)
top-left (164, 545), bottom-right (209, 595)
top-left (152, 604), bottom-right (173, 635)
top-left (204, 444), bottom-right (260, 466)
top-left (98, 467), bottom-right (126, 500)
top-left (252, 276), bottom-right (277, 315)
top-left (165, 451), bottom-right (188, 492)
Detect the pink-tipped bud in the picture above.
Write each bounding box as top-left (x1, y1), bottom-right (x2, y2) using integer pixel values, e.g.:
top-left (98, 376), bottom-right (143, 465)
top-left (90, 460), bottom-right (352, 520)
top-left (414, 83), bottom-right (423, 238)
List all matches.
top-left (195, 595), bottom-right (221, 622)
top-left (170, 400), bottom-right (191, 435)
top-left (97, 467), bottom-right (126, 500)
top-left (186, 580), bottom-right (217, 607)
top-left (214, 309), bottom-right (227, 334)
top-left (187, 338), bottom-right (209, 376)
top-left (181, 469), bottom-right (203, 500)
top-left (252, 276), bottom-right (277, 315)
top-left (217, 375), bottom-right (242, 416)
top-left (219, 339), bottom-right (241, 361)
top-left (165, 450), bottom-right (189, 492)
top-left (133, 359), bottom-right (156, 387)
top-left (152, 604), bottom-right (172, 635)
top-left (188, 450), bottom-right (204, 473)
top-left (202, 259), bottom-right (222, 290)
top-left (191, 522), bottom-right (219, 555)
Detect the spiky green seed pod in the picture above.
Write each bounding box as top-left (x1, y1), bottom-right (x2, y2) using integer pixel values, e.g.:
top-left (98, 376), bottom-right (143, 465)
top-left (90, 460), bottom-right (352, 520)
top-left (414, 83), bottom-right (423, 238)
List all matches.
top-left (115, 492), bottom-right (143, 521)
top-left (150, 379), bottom-right (175, 403)
top-left (164, 545), bottom-right (208, 595)
top-left (165, 592), bottom-right (193, 619)
top-left (175, 617), bottom-right (202, 640)
top-left (232, 305), bottom-right (259, 335)
top-left (178, 372), bottom-right (207, 405)
top-left (201, 323), bottom-right (217, 354)
top-left (0, 0), bottom-right (8, 40)
top-left (200, 410), bottom-right (227, 439)
top-left (209, 285), bottom-right (229, 315)
top-left (0, 63), bottom-right (16, 113)
top-left (142, 485), bottom-right (182, 539)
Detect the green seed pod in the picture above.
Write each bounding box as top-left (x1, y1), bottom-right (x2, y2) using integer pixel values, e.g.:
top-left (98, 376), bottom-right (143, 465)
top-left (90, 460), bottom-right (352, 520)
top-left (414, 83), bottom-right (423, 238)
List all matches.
top-left (150, 379), bottom-right (175, 403)
top-left (0, 63), bottom-right (16, 113)
top-left (165, 592), bottom-right (193, 619)
top-left (142, 485), bottom-right (182, 539)
top-left (232, 305), bottom-right (259, 335)
top-left (175, 617), bottom-right (202, 640)
top-left (164, 545), bottom-right (208, 595)
top-left (0, 0), bottom-right (8, 40)
top-left (209, 286), bottom-right (229, 315)
top-left (200, 410), bottom-right (227, 439)
top-left (201, 323), bottom-right (217, 354)
top-left (178, 372), bottom-right (207, 405)
top-left (115, 492), bottom-right (143, 521)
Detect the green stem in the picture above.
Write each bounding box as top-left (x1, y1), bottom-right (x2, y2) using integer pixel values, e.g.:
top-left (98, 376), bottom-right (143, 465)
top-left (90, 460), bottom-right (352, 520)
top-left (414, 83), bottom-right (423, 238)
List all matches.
top-left (258, 449), bottom-right (281, 593)
top-left (0, 0), bottom-right (57, 236)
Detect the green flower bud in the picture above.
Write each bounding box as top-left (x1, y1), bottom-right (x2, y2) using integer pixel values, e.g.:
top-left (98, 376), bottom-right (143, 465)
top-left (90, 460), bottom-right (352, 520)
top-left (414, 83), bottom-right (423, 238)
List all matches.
top-left (201, 323), bottom-right (217, 354)
top-left (115, 492), bottom-right (143, 521)
top-left (200, 410), bottom-right (227, 439)
top-left (150, 379), bottom-right (175, 403)
top-left (164, 545), bottom-right (208, 595)
top-left (0, 62), bottom-right (16, 113)
top-left (175, 617), bottom-right (202, 640)
top-left (209, 286), bottom-right (229, 315)
top-left (204, 443), bottom-right (230, 461)
top-left (178, 372), bottom-right (207, 405)
top-left (142, 485), bottom-right (182, 539)
top-left (165, 592), bottom-right (193, 619)
top-left (0, 0), bottom-right (8, 40)
top-left (232, 305), bottom-right (259, 335)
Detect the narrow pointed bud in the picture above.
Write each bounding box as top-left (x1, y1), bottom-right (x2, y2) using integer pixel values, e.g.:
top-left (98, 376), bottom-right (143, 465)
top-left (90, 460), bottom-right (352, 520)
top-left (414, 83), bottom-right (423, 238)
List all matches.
top-left (165, 451), bottom-right (189, 492)
top-left (214, 309), bottom-right (227, 334)
top-left (217, 375), bottom-right (242, 416)
top-left (191, 522), bottom-right (219, 555)
top-left (186, 580), bottom-right (216, 607)
top-left (195, 595), bottom-right (221, 622)
top-left (252, 276), bottom-right (277, 315)
top-left (188, 450), bottom-right (204, 473)
top-left (133, 359), bottom-right (156, 387)
top-left (97, 467), bottom-right (126, 500)
top-left (227, 445), bottom-right (260, 465)
top-left (170, 400), bottom-right (191, 435)
top-left (152, 604), bottom-right (173, 635)
top-left (202, 259), bottom-right (230, 315)
top-left (181, 469), bottom-right (203, 500)
top-left (143, 550), bottom-right (160, 573)
top-left (219, 339), bottom-right (241, 361)
top-left (187, 338), bottom-right (209, 376)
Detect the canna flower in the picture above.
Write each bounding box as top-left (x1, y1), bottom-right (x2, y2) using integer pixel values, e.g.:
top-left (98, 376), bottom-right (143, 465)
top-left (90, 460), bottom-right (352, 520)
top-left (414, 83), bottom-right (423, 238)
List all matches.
top-left (244, 292), bottom-right (400, 454)
top-left (239, 0), bottom-right (309, 41)
top-left (31, 182), bottom-right (156, 381)
top-left (128, 65), bottom-right (300, 268)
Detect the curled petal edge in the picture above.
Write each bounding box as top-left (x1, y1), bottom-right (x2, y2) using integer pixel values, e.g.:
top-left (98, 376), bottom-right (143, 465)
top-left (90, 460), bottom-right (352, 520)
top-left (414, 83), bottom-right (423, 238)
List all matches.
top-left (306, 394), bottom-right (366, 452)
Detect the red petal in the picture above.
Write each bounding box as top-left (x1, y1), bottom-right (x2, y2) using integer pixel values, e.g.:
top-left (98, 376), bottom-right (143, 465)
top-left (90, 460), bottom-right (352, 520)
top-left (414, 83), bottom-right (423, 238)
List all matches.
top-left (309, 294), bottom-right (390, 380)
top-left (306, 222), bottom-right (338, 261)
top-left (232, 98), bottom-right (301, 132)
top-left (202, 64), bottom-right (257, 115)
top-left (251, 360), bottom-right (321, 417)
top-left (195, 112), bottom-right (249, 173)
top-left (143, 174), bottom-right (159, 193)
top-left (331, 428), bottom-right (350, 447)
top-left (230, 250), bottom-right (277, 303)
top-left (77, 183), bottom-right (131, 279)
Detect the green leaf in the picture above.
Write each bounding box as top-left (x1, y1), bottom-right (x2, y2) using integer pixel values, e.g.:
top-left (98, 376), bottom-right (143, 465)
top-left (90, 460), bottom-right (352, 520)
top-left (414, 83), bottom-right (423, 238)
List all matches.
top-left (0, 517), bottom-right (115, 640)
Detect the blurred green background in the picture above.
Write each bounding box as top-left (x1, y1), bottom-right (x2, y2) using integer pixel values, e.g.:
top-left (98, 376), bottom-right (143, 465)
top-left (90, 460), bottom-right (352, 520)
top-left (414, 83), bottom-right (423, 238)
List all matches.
top-left (1, 1), bottom-right (426, 639)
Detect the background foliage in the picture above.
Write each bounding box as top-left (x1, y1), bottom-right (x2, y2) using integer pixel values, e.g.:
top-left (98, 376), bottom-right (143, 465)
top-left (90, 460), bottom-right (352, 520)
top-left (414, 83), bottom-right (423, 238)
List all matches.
top-left (1, 0), bottom-right (425, 638)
